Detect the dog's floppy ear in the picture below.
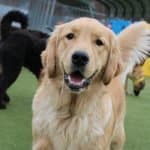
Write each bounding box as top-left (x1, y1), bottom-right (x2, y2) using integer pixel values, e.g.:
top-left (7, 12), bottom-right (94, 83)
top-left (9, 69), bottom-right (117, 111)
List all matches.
top-left (102, 35), bottom-right (123, 85)
top-left (41, 50), bottom-right (47, 68)
top-left (41, 27), bottom-right (60, 78)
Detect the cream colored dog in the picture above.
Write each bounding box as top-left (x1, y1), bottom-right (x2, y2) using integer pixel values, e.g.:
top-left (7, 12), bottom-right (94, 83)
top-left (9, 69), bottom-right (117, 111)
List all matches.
top-left (32, 18), bottom-right (150, 150)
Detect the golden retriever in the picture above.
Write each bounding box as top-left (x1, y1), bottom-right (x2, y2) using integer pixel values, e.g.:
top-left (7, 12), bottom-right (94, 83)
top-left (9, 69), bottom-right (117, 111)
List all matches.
top-left (125, 64), bottom-right (145, 96)
top-left (32, 18), bottom-right (150, 150)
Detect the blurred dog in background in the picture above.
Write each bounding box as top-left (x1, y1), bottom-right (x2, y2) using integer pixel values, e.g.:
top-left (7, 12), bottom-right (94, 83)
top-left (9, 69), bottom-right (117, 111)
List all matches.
top-left (0, 10), bottom-right (49, 109)
top-left (125, 64), bottom-right (145, 96)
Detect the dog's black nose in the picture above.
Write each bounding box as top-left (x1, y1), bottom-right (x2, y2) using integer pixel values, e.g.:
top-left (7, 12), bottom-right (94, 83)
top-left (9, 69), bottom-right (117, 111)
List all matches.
top-left (72, 51), bottom-right (89, 67)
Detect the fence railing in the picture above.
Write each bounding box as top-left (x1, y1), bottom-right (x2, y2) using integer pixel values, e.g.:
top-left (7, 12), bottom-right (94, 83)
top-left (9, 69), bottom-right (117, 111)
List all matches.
top-left (28, 0), bottom-right (106, 33)
top-left (0, 0), bottom-right (29, 16)
top-left (0, 0), bottom-right (106, 33)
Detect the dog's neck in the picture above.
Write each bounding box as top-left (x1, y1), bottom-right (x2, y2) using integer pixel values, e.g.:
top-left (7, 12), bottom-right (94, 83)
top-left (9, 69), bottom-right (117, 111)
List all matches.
top-left (70, 93), bottom-right (78, 116)
top-left (53, 78), bottom-right (107, 117)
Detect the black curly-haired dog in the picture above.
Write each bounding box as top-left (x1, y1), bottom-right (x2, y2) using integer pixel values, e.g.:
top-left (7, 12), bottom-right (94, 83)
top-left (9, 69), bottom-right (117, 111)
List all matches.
top-left (0, 10), bottom-right (49, 109)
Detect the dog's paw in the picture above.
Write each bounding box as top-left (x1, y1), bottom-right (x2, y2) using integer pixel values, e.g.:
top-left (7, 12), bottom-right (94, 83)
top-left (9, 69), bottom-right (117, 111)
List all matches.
top-left (0, 101), bottom-right (6, 109)
top-left (33, 138), bottom-right (52, 150)
top-left (4, 94), bottom-right (10, 103)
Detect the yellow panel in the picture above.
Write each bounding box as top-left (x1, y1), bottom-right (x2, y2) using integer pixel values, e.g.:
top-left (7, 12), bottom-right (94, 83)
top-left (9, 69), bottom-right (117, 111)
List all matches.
top-left (143, 58), bottom-right (150, 76)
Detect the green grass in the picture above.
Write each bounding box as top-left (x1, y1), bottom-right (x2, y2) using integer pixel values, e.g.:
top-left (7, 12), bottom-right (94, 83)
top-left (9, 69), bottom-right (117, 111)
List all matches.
top-left (125, 78), bottom-right (150, 150)
top-left (0, 69), bottom-right (37, 150)
top-left (0, 69), bottom-right (150, 150)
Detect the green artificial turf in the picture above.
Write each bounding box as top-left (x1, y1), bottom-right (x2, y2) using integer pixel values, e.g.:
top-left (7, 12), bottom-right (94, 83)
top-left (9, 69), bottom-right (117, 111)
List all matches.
top-left (125, 77), bottom-right (150, 150)
top-left (0, 69), bottom-right (37, 150)
top-left (0, 69), bottom-right (150, 150)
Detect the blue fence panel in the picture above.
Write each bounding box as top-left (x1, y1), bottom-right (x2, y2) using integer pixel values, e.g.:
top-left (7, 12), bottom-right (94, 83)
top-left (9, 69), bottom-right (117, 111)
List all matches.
top-left (108, 19), bottom-right (132, 34)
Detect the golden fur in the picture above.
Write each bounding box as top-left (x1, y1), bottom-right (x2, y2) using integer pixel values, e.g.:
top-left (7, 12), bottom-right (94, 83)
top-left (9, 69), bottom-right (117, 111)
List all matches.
top-left (118, 21), bottom-right (150, 85)
top-left (32, 18), bottom-right (126, 150)
top-left (118, 22), bottom-right (150, 96)
top-left (32, 19), bottom-right (150, 150)
top-left (126, 64), bottom-right (145, 96)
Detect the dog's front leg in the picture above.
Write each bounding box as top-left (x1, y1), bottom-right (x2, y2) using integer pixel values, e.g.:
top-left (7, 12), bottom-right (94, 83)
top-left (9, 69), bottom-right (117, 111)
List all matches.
top-left (33, 137), bottom-right (53, 150)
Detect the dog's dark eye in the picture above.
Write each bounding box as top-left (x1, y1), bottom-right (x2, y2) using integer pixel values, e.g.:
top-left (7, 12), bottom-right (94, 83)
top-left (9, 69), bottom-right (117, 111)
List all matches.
top-left (66, 33), bottom-right (74, 40)
top-left (95, 39), bottom-right (103, 46)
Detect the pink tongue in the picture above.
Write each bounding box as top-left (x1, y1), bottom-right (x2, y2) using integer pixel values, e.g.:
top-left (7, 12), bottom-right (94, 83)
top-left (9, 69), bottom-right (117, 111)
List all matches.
top-left (70, 73), bottom-right (83, 84)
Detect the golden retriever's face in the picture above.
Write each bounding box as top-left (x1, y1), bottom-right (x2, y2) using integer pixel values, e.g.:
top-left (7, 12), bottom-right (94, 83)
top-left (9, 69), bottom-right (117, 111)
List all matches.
top-left (43, 18), bottom-right (122, 93)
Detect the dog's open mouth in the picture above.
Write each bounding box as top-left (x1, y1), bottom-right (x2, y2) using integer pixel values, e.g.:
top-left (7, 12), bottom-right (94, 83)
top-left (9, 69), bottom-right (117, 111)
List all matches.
top-left (64, 70), bottom-right (97, 92)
